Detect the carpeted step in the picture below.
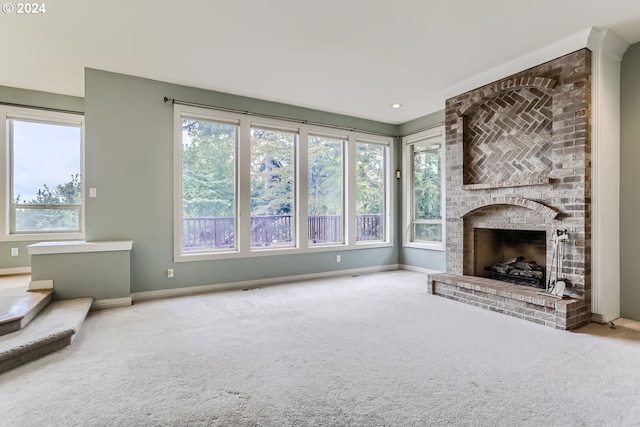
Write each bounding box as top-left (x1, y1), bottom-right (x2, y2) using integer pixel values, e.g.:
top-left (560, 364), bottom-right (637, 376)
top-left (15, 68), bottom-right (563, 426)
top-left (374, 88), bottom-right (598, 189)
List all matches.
top-left (0, 297), bottom-right (93, 374)
top-left (0, 289), bottom-right (53, 337)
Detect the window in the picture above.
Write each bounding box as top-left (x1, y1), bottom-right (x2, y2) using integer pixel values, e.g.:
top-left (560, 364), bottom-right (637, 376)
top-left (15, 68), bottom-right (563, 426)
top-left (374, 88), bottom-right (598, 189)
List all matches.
top-left (250, 126), bottom-right (297, 249)
top-left (180, 117), bottom-right (238, 253)
top-left (173, 104), bottom-right (392, 262)
top-left (308, 135), bottom-right (344, 245)
top-left (1, 106), bottom-right (84, 240)
top-left (355, 141), bottom-right (387, 242)
top-left (403, 126), bottom-right (445, 249)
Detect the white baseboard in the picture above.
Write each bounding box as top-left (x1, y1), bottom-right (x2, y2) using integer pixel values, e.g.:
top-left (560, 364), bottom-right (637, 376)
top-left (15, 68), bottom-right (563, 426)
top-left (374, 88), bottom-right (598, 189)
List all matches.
top-left (399, 264), bottom-right (443, 275)
top-left (0, 267), bottom-right (31, 276)
top-left (91, 296), bottom-right (132, 310)
top-left (132, 264), bottom-right (400, 302)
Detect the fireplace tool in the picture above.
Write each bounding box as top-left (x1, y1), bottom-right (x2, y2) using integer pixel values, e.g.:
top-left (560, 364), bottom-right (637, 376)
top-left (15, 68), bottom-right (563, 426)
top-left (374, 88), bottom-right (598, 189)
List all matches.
top-left (544, 230), bottom-right (568, 298)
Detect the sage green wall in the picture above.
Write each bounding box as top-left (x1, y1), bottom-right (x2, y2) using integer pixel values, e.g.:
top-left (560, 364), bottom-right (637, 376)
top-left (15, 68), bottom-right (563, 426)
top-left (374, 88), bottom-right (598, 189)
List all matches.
top-left (31, 251), bottom-right (130, 300)
top-left (0, 85), bottom-right (83, 112)
top-left (397, 110), bottom-right (447, 271)
top-left (0, 86), bottom-right (84, 270)
top-left (84, 69), bottom-right (399, 293)
top-left (620, 42), bottom-right (640, 320)
top-left (397, 110), bottom-right (445, 136)
top-left (0, 73), bottom-right (450, 285)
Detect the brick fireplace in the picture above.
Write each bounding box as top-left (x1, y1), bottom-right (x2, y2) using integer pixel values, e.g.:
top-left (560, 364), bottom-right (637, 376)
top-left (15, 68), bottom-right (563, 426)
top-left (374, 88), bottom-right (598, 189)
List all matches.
top-left (428, 49), bottom-right (592, 330)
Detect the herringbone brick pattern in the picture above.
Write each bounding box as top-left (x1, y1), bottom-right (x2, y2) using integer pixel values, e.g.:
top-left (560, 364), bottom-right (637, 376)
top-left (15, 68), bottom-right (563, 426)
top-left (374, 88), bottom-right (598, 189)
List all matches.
top-left (463, 87), bottom-right (553, 185)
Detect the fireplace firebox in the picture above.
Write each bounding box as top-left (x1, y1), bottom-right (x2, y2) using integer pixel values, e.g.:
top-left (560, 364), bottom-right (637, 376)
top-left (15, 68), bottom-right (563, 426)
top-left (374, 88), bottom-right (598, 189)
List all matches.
top-left (474, 228), bottom-right (546, 289)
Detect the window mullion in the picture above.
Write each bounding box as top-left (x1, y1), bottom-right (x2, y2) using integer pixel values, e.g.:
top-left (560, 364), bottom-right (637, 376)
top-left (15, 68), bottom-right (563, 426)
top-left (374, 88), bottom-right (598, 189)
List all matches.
top-left (346, 135), bottom-right (357, 246)
top-left (384, 143), bottom-right (391, 243)
top-left (298, 128), bottom-right (309, 250)
top-left (0, 112), bottom-right (8, 237)
top-left (238, 120), bottom-right (252, 254)
top-left (13, 204), bottom-right (81, 209)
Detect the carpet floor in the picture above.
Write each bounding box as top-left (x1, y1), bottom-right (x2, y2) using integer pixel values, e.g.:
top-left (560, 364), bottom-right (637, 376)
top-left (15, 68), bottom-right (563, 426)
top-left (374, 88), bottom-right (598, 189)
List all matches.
top-left (1, 270), bottom-right (639, 426)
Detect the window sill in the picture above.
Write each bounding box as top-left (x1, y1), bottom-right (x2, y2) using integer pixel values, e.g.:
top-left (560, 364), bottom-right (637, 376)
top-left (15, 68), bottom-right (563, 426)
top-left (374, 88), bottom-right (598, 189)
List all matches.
top-left (175, 241), bottom-right (393, 263)
top-left (403, 242), bottom-right (445, 252)
top-left (1, 232), bottom-right (85, 243)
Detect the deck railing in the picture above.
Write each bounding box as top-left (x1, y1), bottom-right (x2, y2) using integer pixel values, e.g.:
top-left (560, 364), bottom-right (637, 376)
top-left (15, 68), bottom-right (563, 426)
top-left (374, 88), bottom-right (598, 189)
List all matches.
top-left (182, 214), bottom-right (382, 250)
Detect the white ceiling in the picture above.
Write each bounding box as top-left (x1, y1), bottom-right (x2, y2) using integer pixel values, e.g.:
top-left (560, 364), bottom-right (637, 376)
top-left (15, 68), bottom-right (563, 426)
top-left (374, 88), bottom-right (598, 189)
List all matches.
top-left (2, 0), bottom-right (640, 124)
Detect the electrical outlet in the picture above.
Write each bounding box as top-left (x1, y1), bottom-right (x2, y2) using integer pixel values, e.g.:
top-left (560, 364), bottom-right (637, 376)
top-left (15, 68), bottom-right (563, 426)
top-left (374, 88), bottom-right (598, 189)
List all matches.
top-left (10, 248), bottom-right (18, 257)
top-left (336, 255), bottom-right (341, 263)
top-left (167, 269), bottom-right (174, 278)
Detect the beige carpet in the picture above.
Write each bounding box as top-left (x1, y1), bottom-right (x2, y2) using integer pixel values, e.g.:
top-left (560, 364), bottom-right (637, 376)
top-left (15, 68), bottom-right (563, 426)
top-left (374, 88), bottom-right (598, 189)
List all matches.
top-left (0, 297), bottom-right (93, 373)
top-left (1, 270), bottom-right (639, 426)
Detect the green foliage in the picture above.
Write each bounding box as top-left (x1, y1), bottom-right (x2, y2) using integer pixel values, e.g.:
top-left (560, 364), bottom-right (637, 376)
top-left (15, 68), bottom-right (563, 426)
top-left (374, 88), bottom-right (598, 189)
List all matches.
top-left (412, 147), bottom-right (441, 220)
top-left (14, 173), bottom-right (81, 206)
top-left (250, 128), bottom-right (294, 216)
top-left (355, 143), bottom-right (384, 215)
top-left (181, 122), bottom-right (389, 231)
top-left (13, 174), bottom-right (82, 232)
top-left (308, 136), bottom-right (343, 215)
top-left (181, 120), bottom-right (236, 218)
top-left (414, 223), bottom-right (442, 242)
top-left (412, 144), bottom-right (442, 242)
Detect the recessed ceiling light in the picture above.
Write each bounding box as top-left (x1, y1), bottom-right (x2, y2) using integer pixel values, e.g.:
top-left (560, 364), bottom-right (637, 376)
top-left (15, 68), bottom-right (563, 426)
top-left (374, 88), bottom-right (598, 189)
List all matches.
top-left (391, 103), bottom-right (402, 109)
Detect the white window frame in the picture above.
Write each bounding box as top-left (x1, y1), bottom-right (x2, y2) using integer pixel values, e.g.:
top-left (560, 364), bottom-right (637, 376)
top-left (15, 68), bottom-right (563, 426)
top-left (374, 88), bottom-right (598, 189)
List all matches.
top-left (177, 111), bottom-right (241, 255)
top-left (353, 138), bottom-right (392, 245)
top-left (402, 126), bottom-right (445, 251)
top-left (248, 122), bottom-right (299, 251)
top-left (0, 106), bottom-right (85, 242)
top-left (306, 132), bottom-right (347, 247)
top-left (173, 104), bottom-right (393, 262)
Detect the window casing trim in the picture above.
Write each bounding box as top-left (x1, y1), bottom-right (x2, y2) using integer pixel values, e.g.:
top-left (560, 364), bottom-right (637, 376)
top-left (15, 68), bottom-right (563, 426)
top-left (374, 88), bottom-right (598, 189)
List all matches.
top-left (173, 104), bottom-right (393, 262)
top-left (306, 134), bottom-right (346, 247)
top-left (249, 125), bottom-right (298, 250)
top-left (1, 106), bottom-right (85, 242)
top-left (402, 126), bottom-right (445, 251)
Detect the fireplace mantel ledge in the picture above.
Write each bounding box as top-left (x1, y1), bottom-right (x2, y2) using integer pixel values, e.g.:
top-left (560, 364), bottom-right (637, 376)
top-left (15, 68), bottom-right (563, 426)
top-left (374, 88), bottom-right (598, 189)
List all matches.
top-left (462, 177), bottom-right (552, 191)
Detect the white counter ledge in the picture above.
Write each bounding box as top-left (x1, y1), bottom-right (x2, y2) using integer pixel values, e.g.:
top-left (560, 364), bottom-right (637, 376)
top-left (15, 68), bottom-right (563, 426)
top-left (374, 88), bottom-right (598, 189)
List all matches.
top-left (28, 240), bottom-right (133, 255)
